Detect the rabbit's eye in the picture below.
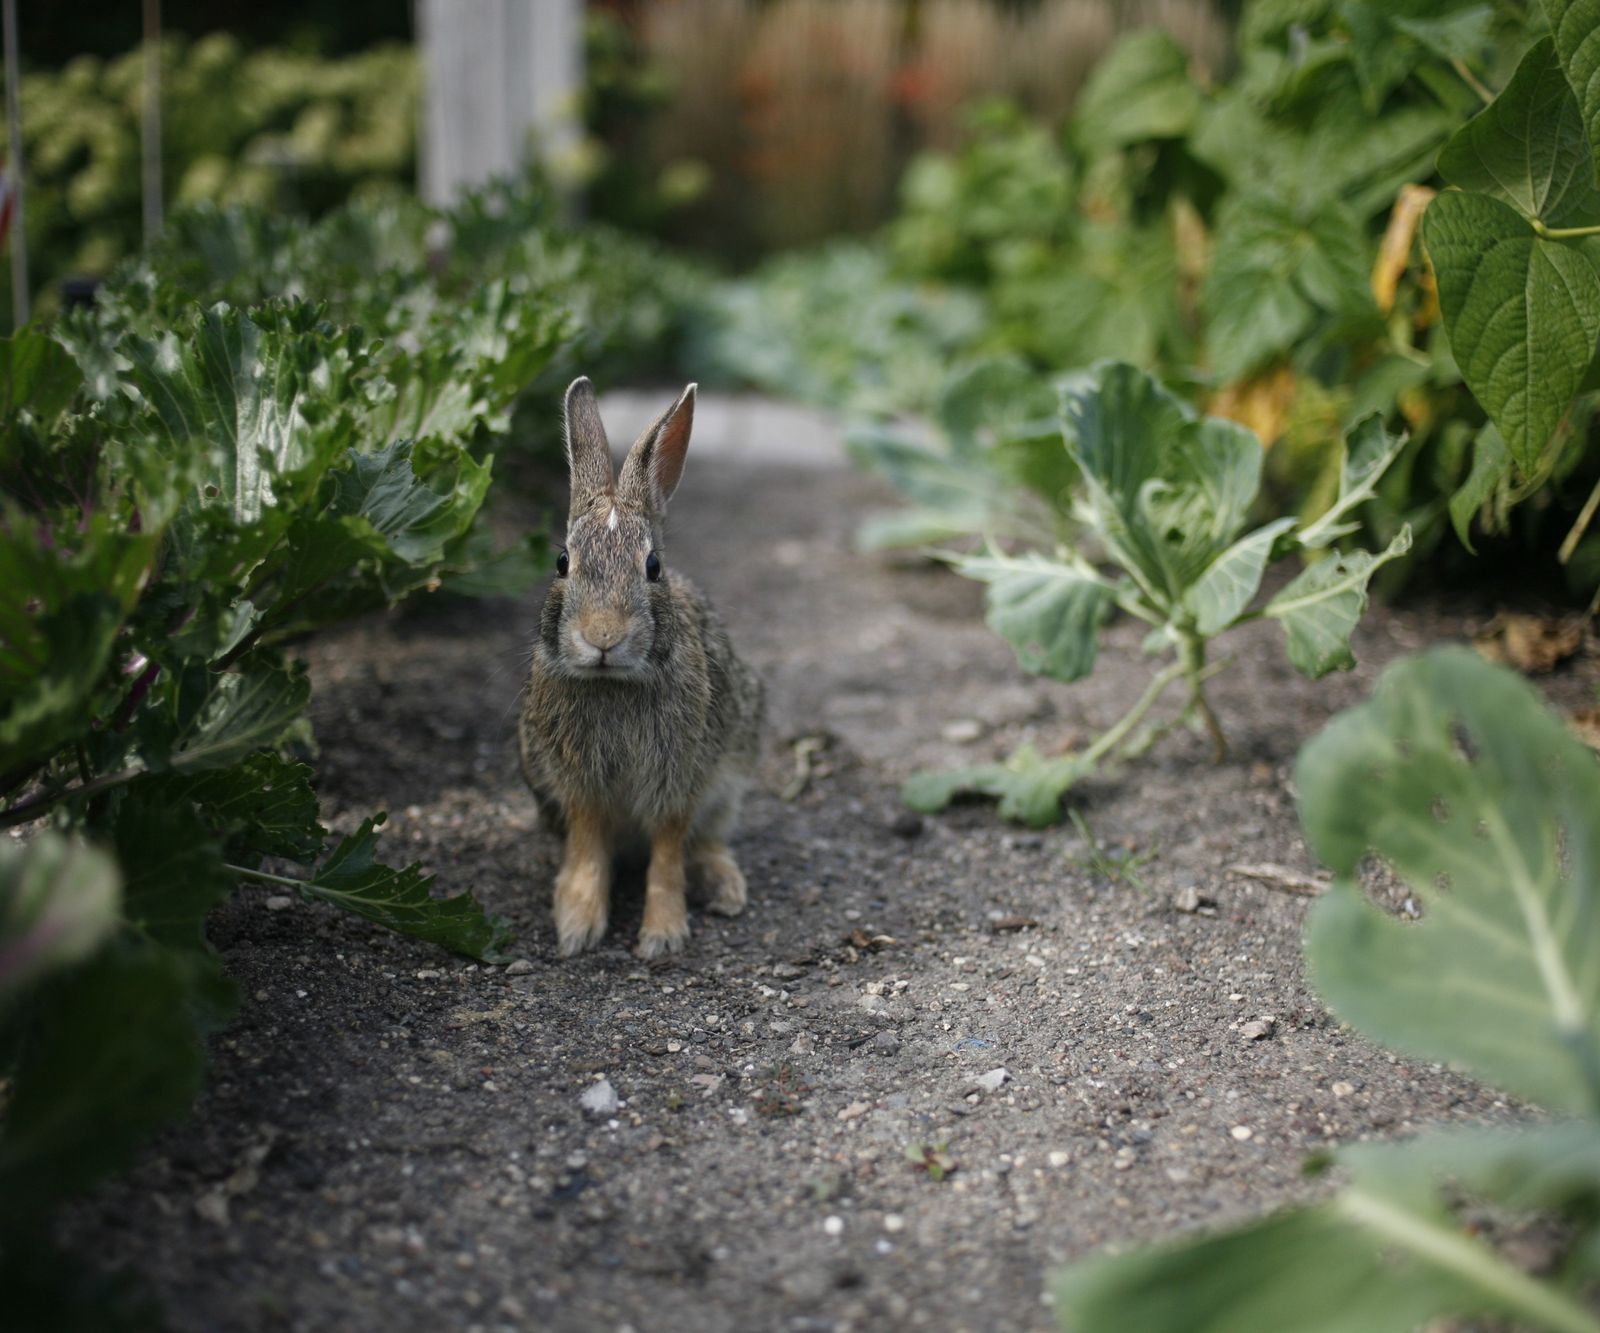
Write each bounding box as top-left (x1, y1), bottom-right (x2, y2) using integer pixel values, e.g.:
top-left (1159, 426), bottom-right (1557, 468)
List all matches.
top-left (646, 550), bottom-right (662, 582)
top-left (556, 549), bottom-right (569, 577)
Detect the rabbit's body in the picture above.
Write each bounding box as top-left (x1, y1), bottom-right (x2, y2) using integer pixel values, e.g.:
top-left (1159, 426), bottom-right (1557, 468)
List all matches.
top-left (518, 378), bottom-right (764, 957)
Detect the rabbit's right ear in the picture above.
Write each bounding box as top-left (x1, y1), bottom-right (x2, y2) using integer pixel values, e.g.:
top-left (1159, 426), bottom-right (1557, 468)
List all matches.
top-left (564, 377), bottom-right (614, 507)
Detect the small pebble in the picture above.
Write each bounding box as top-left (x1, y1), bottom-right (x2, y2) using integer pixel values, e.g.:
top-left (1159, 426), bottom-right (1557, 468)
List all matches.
top-left (883, 1213), bottom-right (905, 1233)
top-left (504, 959), bottom-right (534, 976)
top-left (974, 1068), bottom-right (1010, 1094)
top-left (265, 895), bottom-right (292, 912)
top-left (580, 1078), bottom-right (619, 1117)
top-left (871, 1031), bottom-right (902, 1056)
top-left (1331, 1080), bottom-right (1355, 1097)
top-left (889, 812), bottom-right (925, 838)
top-left (823, 1215), bottom-right (844, 1236)
top-left (942, 719), bottom-right (985, 744)
top-left (1230, 1125), bottom-right (1253, 1141)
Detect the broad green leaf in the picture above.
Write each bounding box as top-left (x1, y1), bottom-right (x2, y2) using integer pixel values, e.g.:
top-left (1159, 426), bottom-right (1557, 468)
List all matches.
top-left (1437, 38), bottom-right (1600, 227)
top-left (1298, 648), bottom-right (1600, 1112)
top-left (1203, 195), bottom-right (1373, 380)
top-left (281, 816), bottom-right (514, 962)
top-left (934, 356), bottom-right (1057, 459)
top-left (330, 439), bottom-right (493, 565)
top-left (144, 754), bottom-right (325, 863)
top-left (948, 551), bottom-right (1113, 682)
top-left (121, 302), bottom-right (368, 524)
top-left (1184, 518), bottom-right (1297, 635)
top-left (1072, 30), bottom-right (1200, 150)
top-left (0, 329), bottom-right (81, 427)
top-left (0, 834), bottom-right (120, 1001)
top-left (1264, 527), bottom-right (1412, 677)
top-left (846, 425), bottom-right (1023, 548)
top-left (1056, 1124), bottom-right (1600, 1333)
top-left (1542, 0), bottom-right (1600, 184)
top-left (0, 944), bottom-right (222, 1222)
top-left (1422, 190), bottom-right (1600, 473)
top-left (904, 745), bottom-right (1089, 828)
top-left (1062, 364), bottom-right (1265, 603)
top-left (112, 788), bottom-right (233, 955)
top-left (1448, 424), bottom-right (1511, 551)
top-left (168, 663), bottom-right (311, 774)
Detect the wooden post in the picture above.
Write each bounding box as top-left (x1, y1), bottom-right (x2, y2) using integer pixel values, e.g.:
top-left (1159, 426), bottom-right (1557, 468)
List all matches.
top-left (142, 0), bottom-right (163, 242)
top-left (418, 0), bottom-right (582, 207)
top-left (2, 0), bottom-right (27, 327)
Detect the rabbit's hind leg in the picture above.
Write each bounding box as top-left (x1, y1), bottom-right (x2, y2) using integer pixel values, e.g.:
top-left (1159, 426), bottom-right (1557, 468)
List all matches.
top-left (638, 814), bottom-right (693, 959)
top-left (553, 804), bottom-right (611, 956)
top-left (691, 841), bottom-right (748, 917)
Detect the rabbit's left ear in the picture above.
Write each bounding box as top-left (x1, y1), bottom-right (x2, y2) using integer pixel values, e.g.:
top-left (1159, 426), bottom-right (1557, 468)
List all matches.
top-left (619, 383), bottom-right (695, 515)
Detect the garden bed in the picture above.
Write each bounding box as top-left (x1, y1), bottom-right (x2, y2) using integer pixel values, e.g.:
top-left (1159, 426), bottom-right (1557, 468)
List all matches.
top-left (63, 393), bottom-right (1577, 1333)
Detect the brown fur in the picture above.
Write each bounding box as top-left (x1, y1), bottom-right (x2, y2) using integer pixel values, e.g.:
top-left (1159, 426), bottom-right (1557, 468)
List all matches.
top-left (518, 378), bottom-right (765, 957)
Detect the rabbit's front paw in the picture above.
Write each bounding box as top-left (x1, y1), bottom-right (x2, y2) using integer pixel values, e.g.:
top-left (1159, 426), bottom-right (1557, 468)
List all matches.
top-left (635, 917), bottom-right (690, 959)
top-left (694, 844), bottom-right (748, 916)
top-left (554, 861), bottom-right (610, 956)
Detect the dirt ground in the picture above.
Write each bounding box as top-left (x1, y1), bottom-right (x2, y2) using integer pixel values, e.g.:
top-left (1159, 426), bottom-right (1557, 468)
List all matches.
top-left (62, 392), bottom-right (1581, 1332)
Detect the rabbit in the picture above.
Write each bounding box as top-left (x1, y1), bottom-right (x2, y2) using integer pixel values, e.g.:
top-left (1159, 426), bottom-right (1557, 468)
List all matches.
top-left (518, 376), bottom-right (765, 958)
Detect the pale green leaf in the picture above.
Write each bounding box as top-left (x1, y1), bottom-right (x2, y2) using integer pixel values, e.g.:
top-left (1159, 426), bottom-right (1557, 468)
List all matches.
top-left (1298, 647), bottom-right (1600, 1112)
top-left (1184, 518), bottom-right (1296, 635)
top-left (949, 550), bottom-right (1113, 681)
top-left (1264, 527), bottom-right (1412, 677)
top-left (904, 746), bottom-right (1089, 828)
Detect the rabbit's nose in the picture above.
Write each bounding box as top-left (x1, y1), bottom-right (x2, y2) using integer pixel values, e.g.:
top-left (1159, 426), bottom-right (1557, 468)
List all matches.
top-left (578, 615), bottom-right (628, 653)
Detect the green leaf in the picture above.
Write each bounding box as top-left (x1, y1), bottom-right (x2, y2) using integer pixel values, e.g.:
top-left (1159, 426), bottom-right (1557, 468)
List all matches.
top-left (1448, 424), bottom-right (1512, 551)
top-left (904, 746), bottom-right (1089, 828)
top-left (1437, 38), bottom-right (1600, 227)
top-left (1055, 1125), bottom-right (1600, 1333)
top-left (273, 816), bottom-right (514, 962)
top-left (112, 787), bottom-right (233, 956)
top-left (1297, 647), bottom-right (1600, 1113)
top-left (0, 834), bottom-right (120, 1001)
top-left (0, 943), bottom-right (222, 1224)
top-left (330, 439), bottom-right (493, 565)
top-left (1541, 0), bottom-right (1600, 185)
top-left (948, 550), bottom-right (1113, 682)
top-left (1184, 518), bottom-right (1297, 635)
top-left (167, 663), bottom-right (310, 774)
top-left (846, 424), bottom-right (1022, 548)
top-left (121, 302), bottom-right (367, 525)
top-left (1422, 190), bottom-right (1600, 473)
top-left (1263, 527), bottom-right (1413, 677)
top-left (145, 753), bottom-right (325, 863)
top-left (1297, 413), bottom-right (1411, 549)
top-left (1062, 363), bottom-right (1265, 604)
top-left (1072, 30), bottom-right (1201, 150)
top-left (0, 329), bottom-right (81, 427)
top-left (1203, 195), bottom-right (1374, 380)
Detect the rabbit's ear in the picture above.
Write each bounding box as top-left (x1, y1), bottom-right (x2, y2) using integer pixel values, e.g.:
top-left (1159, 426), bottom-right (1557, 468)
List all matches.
top-left (564, 377), bottom-right (614, 506)
top-left (619, 383), bottom-right (696, 515)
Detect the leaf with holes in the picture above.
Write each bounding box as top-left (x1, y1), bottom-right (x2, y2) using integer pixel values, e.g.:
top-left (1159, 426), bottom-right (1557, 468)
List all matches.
top-left (946, 550), bottom-right (1113, 681)
top-left (1298, 647), bottom-right (1600, 1112)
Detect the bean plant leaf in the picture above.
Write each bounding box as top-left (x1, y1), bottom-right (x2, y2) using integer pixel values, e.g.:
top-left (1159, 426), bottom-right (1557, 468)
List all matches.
top-left (1422, 190), bottom-right (1600, 473)
top-left (1437, 38), bottom-right (1600, 226)
top-left (1541, 0), bottom-right (1600, 184)
top-left (1072, 30), bottom-right (1200, 150)
top-left (1203, 195), bottom-right (1373, 381)
top-left (279, 816), bottom-right (514, 962)
top-left (904, 746), bottom-right (1089, 828)
top-left (947, 550), bottom-right (1113, 682)
top-left (1298, 647), bottom-right (1600, 1113)
top-left (0, 834), bottom-right (120, 1002)
top-left (1055, 1124), bottom-right (1600, 1333)
top-left (1263, 527), bottom-right (1413, 677)
top-left (1448, 424), bottom-right (1511, 551)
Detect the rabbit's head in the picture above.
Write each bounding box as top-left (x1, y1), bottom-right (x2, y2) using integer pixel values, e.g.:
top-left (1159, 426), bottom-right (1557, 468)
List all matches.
top-left (541, 377), bottom-right (697, 678)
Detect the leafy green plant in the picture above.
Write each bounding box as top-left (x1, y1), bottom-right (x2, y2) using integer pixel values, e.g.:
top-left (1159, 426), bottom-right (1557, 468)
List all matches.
top-left (906, 361), bottom-right (1410, 827)
top-left (1055, 646), bottom-right (1600, 1333)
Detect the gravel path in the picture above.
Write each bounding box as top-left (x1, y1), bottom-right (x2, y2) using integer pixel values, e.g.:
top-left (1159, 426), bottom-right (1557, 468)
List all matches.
top-left (64, 391), bottom-right (1549, 1332)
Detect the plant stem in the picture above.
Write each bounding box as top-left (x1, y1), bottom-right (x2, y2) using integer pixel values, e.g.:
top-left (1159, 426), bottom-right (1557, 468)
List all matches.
top-left (1532, 218), bottom-right (1600, 241)
top-left (1338, 1187), bottom-right (1600, 1333)
top-left (225, 863), bottom-right (306, 891)
top-left (0, 766), bottom-right (143, 831)
top-left (1082, 661), bottom-right (1186, 767)
top-left (1178, 633), bottom-right (1227, 761)
top-left (1559, 472), bottom-right (1600, 566)
top-left (1449, 56), bottom-right (1494, 105)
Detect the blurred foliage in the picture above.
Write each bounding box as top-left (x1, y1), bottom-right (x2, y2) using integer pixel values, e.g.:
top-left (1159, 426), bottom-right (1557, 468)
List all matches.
top-left (710, 1), bottom-right (1600, 585)
top-left (3, 35), bottom-right (417, 318)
